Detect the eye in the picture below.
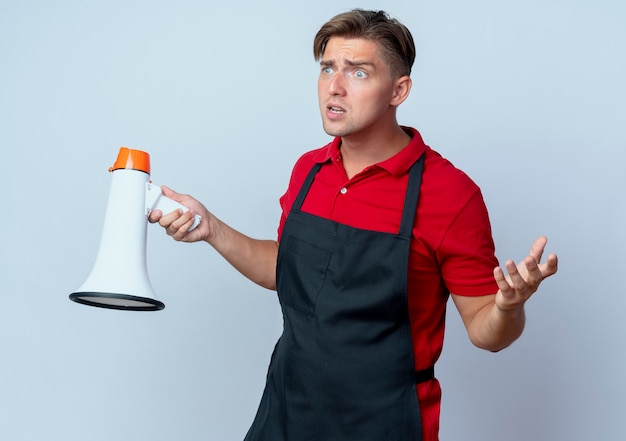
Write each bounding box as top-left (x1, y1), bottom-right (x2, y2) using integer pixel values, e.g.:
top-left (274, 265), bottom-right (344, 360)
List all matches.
top-left (354, 69), bottom-right (368, 79)
top-left (322, 66), bottom-right (333, 75)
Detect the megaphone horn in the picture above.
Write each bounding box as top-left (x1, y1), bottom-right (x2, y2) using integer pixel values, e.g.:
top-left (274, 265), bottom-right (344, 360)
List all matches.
top-left (69, 147), bottom-right (201, 311)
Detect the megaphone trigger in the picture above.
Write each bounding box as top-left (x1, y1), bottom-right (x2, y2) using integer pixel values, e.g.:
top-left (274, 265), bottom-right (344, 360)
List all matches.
top-left (145, 183), bottom-right (202, 231)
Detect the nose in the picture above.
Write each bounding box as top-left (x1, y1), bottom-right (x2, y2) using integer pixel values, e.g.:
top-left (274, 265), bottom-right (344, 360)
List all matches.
top-left (327, 72), bottom-right (346, 96)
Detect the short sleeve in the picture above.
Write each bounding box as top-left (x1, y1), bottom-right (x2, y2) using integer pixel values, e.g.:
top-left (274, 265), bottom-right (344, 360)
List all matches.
top-left (437, 190), bottom-right (499, 296)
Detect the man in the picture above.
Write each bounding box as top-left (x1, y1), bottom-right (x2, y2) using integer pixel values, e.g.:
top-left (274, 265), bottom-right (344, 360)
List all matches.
top-left (150, 9), bottom-right (558, 441)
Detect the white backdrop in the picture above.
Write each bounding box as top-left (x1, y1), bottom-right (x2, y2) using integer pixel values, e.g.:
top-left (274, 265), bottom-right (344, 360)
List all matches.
top-left (1, 1), bottom-right (624, 440)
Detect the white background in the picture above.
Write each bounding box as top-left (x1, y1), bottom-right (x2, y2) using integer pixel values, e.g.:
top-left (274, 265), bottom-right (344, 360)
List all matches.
top-left (1, 0), bottom-right (624, 440)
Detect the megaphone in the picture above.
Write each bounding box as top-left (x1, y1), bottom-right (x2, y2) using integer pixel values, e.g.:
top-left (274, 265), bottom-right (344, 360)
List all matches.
top-left (69, 147), bottom-right (201, 311)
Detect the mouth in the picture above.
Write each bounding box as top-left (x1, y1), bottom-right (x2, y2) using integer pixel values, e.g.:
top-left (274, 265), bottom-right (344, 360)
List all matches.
top-left (327, 105), bottom-right (346, 114)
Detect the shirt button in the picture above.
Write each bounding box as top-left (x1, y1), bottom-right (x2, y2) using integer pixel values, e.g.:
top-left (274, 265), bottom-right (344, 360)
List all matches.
top-left (340, 187), bottom-right (347, 194)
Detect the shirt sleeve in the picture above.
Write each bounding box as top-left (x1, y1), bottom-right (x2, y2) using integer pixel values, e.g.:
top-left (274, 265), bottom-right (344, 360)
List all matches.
top-left (437, 190), bottom-right (500, 296)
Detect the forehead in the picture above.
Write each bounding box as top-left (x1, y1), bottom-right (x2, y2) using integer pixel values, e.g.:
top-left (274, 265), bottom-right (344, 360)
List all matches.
top-left (322, 36), bottom-right (384, 63)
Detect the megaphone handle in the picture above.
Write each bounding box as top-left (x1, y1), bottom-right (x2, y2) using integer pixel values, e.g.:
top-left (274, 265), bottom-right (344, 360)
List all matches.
top-left (146, 183), bottom-right (202, 231)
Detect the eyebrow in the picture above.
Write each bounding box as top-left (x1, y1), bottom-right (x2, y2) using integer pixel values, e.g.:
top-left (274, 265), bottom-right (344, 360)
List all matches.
top-left (320, 59), bottom-right (376, 69)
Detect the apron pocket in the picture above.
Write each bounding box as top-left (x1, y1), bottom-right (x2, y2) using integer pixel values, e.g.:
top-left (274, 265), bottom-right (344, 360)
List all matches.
top-left (277, 235), bottom-right (332, 317)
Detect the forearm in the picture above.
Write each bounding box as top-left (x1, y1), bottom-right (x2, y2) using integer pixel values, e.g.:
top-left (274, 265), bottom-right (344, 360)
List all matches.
top-left (207, 217), bottom-right (278, 290)
top-left (453, 237), bottom-right (557, 352)
top-left (466, 299), bottom-right (526, 352)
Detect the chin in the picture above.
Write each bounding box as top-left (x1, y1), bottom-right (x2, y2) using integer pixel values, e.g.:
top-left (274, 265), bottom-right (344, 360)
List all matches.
top-left (322, 122), bottom-right (350, 138)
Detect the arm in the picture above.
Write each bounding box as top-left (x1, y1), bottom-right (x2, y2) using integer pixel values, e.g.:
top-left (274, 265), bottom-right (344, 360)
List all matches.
top-left (149, 186), bottom-right (278, 290)
top-left (451, 236), bottom-right (558, 352)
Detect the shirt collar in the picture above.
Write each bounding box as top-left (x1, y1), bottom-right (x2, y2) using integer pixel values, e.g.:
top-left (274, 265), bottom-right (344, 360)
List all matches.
top-left (312, 127), bottom-right (427, 177)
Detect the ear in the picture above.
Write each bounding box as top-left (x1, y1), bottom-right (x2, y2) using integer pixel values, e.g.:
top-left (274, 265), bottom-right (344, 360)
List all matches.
top-left (390, 75), bottom-right (412, 107)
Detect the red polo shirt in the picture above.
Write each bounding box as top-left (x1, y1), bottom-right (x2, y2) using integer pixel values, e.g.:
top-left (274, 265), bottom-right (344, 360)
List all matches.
top-left (277, 127), bottom-right (499, 441)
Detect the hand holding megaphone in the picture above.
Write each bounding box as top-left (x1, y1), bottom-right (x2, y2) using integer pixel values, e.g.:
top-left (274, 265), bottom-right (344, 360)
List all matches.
top-left (147, 185), bottom-right (210, 242)
top-left (146, 183), bottom-right (202, 232)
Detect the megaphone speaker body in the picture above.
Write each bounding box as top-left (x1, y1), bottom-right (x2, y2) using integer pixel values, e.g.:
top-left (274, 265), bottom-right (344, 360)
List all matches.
top-left (70, 150), bottom-right (164, 311)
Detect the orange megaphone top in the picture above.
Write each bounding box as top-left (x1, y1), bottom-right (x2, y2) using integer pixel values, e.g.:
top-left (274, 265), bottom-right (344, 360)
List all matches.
top-left (109, 147), bottom-right (151, 174)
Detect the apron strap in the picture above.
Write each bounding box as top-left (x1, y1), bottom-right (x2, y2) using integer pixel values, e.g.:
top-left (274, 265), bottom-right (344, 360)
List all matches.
top-left (399, 154), bottom-right (425, 239)
top-left (292, 163), bottom-right (322, 212)
top-left (414, 366), bottom-right (435, 384)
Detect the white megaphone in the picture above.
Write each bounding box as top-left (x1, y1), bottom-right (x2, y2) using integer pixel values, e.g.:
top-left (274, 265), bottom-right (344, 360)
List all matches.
top-left (69, 147), bottom-right (201, 311)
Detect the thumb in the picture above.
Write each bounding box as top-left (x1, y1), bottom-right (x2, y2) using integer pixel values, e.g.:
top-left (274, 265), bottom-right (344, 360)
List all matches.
top-left (161, 185), bottom-right (184, 202)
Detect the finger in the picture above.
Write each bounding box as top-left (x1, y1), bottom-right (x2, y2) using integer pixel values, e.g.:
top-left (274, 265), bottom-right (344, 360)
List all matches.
top-left (148, 209), bottom-right (162, 224)
top-left (170, 221), bottom-right (196, 241)
top-left (159, 209), bottom-right (184, 229)
top-left (538, 253), bottom-right (559, 279)
top-left (494, 263), bottom-right (514, 294)
top-left (174, 220), bottom-right (197, 241)
top-left (168, 211), bottom-right (196, 240)
top-left (522, 255), bottom-right (543, 291)
top-left (529, 235), bottom-right (548, 263)
top-left (504, 259), bottom-right (529, 293)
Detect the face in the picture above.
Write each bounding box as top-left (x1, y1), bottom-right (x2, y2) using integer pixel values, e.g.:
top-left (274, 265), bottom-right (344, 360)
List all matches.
top-left (317, 37), bottom-right (406, 139)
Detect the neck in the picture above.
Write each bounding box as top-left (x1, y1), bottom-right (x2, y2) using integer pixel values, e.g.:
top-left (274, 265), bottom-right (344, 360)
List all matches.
top-left (340, 125), bottom-right (411, 178)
